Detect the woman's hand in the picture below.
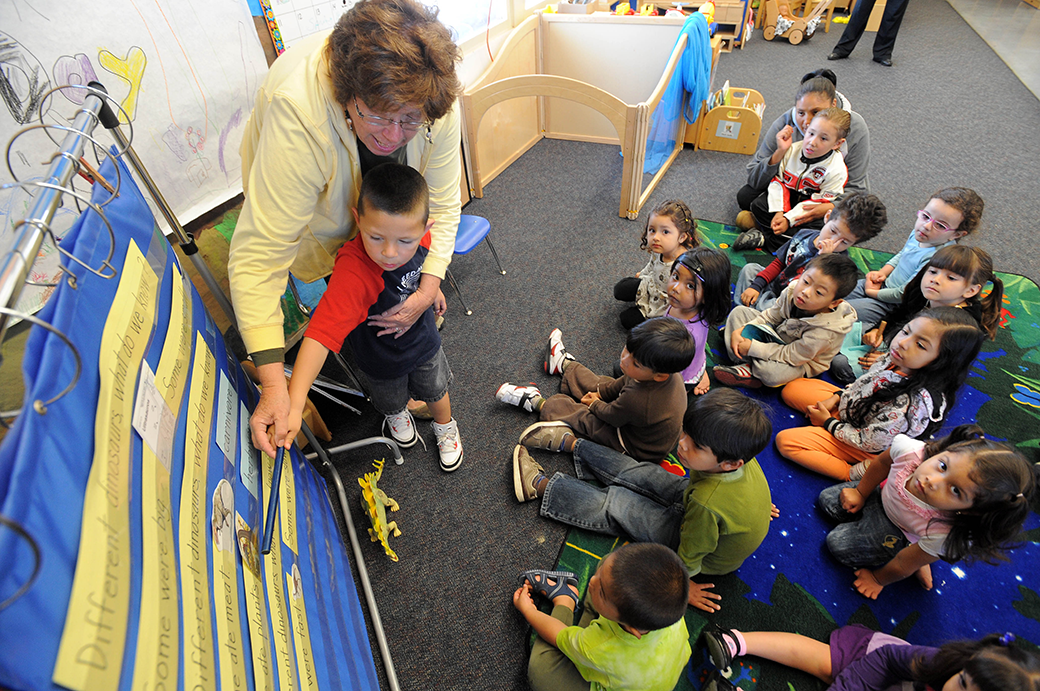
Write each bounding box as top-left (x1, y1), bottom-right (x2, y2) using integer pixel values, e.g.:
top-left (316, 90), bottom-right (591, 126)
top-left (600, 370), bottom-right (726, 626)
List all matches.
top-left (840, 487), bottom-right (865, 513)
top-left (770, 212), bottom-right (790, 235)
top-left (368, 274), bottom-right (442, 338)
top-left (432, 289), bottom-right (447, 317)
top-left (770, 503), bottom-right (780, 520)
top-left (740, 287), bottom-right (760, 307)
top-left (693, 371), bottom-right (711, 395)
top-left (688, 582), bottom-right (721, 612)
top-left (775, 125), bottom-right (794, 154)
top-left (250, 364), bottom-right (291, 458)
top-left (368, 288), bottom-right (435, 337)
top-left (853, 568), bottom-right (884, 599)
top-left (820, 393), bottom-right (840, 414)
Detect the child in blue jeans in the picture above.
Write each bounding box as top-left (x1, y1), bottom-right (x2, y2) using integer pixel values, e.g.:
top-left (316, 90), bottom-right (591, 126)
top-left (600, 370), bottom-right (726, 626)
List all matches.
top-left (512, 388), bottom-right (773, 612)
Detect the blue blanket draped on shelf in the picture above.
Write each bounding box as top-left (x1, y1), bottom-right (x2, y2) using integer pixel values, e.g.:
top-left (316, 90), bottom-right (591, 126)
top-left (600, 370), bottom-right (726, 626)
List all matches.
top-left (643, 12), bottom-right (713, 175)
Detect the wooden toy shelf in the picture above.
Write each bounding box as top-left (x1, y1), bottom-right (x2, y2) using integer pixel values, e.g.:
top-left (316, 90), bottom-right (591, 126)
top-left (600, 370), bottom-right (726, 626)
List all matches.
top-left (713, 0), bottom-right (752, 50)
top-left (692, 86), bottom-right (764, 154)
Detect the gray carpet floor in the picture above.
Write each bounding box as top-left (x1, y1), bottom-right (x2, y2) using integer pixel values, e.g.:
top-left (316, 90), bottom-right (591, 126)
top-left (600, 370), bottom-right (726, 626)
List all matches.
top-left (322, 0), bottom-right (1040, 688)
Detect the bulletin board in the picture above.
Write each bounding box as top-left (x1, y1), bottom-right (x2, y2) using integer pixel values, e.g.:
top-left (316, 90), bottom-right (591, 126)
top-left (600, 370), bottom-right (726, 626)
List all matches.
top-left (0, 0), bottom-right (269, 296)
top-left (0, 156), bottom-right (379, 691)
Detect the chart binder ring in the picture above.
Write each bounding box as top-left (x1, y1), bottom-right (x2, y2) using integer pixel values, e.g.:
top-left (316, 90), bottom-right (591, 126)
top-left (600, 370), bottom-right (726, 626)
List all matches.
top-left (0, 306), bottom-right (82, 419)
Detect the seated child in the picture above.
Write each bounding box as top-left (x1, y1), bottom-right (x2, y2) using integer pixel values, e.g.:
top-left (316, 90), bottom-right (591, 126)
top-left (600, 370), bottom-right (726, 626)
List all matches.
top-left (818, 425), bottom-right (1037, 599)
top-left (844, 187), bottom-right (983, 327)
top-left (736, 107), bottom-right (851, 254)
top-left (514, 543), bottom-right (692, 691)
top-left (614, 199), bottom-right (699, 329)
top-left (511, 388), bottom-right (773, 613)
top-left (282, 163), bottom-right (463, 472)
top-left (736, 191), bottom-right (887, 312)
top-left (716, 253), bottom-right (858, 388)
top-left (830, 244), bottom-right (1002, 383)
top-left (775, 306), bottom-right (986, 481)
top-left (496, 317), bottom-right (692, 462)
top-left (701, 626), bottom-right (1040, 691)
top-left (663, 247), bottom-right (733, 394)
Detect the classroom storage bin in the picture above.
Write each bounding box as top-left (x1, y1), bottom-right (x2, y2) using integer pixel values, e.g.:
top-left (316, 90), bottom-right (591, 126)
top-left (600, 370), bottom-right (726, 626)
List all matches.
top-left (693, 85), bottom-right (764, 153)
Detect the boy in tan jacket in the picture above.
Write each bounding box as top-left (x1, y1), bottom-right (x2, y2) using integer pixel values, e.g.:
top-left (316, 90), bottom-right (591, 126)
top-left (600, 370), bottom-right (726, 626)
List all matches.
top-left (716, 253), bottom-right (858, 388)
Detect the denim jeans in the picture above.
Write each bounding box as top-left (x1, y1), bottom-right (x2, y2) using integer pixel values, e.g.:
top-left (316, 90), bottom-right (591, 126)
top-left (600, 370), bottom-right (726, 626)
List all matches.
top-left (355, 346), bottom-right (452, 415)
top-left (818, 482), bottom-right (909, 568)
top-left (734, 262), bottom-right (778, 311)
top-left (539, 440), bottom-right (685, 548)
top-left (844, 280), bottom-right (893, 329)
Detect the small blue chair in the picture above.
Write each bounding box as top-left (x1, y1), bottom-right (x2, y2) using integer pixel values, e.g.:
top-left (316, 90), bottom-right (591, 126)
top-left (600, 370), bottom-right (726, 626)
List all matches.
top-left (445, 214), bottom-right (506, 315)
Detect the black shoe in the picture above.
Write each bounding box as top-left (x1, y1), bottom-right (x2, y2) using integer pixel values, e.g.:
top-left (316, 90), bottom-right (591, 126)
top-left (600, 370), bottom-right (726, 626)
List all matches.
top-left (873, 56), bottom-right (893, 66)
top-left (701, 668), bottom-right (739, 691)
top-left (827, 51), bottom-right (849, 60)
top-left (732, 229), bottom-right (765, 252)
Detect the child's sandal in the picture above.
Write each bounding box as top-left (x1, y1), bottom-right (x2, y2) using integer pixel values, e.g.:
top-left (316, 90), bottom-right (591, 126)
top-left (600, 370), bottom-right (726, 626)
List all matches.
top-left (701, 624), bottom-right (739, 675)
top-left (519, 569), bottom-right (579, 607)
top-left (701, 668), bottom-right (739, 691)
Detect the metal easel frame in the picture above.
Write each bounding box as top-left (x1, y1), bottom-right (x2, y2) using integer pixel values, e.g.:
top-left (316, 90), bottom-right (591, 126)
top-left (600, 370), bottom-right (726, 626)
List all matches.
top-left (0, 80), bottom-right (402, 691)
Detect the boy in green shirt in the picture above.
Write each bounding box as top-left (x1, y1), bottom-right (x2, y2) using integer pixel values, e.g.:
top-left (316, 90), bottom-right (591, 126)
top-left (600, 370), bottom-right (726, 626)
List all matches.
top-left (513, 388), bottom-right (774, 612)
top-left (513, 543), bottom-right (691, 691)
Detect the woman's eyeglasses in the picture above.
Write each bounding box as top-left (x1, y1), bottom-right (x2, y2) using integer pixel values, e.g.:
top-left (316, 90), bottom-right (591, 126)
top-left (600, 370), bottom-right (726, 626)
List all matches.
top-left (352, 96), bottom-right (430, 133)
top-left (917, 209), bottom-right (958, 233)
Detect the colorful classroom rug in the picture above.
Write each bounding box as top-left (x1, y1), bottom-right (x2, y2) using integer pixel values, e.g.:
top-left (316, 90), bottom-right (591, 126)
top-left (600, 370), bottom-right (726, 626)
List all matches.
top-left (554, 221), bottom-right (1040, 691)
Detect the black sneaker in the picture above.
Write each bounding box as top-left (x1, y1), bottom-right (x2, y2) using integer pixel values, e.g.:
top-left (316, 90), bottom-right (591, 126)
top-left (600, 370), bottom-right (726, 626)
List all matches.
top-left (732, 229), bottom-right (765, 252)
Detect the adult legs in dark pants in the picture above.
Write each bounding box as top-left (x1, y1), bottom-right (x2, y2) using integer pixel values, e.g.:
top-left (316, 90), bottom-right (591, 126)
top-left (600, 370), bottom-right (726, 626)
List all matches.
top-left (828, 0), bottom-right (909, 64)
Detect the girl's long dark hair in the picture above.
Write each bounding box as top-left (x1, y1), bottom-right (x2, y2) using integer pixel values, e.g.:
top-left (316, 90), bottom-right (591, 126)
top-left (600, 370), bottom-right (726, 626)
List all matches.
top-left (892, 246), bottom-right (1003, 340)
top-left (671, 247), bottom-right (732, 327)
top-left (845, 307), bottom-right (984, 438)
top-left (911, 633), bottom-right (1040, 691)
top-left (920, 425), bottom-right (1039, 564)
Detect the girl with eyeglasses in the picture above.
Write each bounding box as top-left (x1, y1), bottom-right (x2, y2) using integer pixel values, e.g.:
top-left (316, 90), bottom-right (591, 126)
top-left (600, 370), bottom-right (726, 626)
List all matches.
top-left (842, 187), bottom-right (984, 329)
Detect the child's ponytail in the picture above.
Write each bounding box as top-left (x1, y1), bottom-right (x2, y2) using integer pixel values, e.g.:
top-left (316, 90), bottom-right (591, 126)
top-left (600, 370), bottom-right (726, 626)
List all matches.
top-left (978, 273), bottom-right (1004, 339)
top-left (912, 633), bottom-right (1040, 691)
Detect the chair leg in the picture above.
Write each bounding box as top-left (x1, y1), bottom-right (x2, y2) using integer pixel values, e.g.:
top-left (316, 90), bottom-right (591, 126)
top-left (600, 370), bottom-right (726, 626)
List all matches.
top-left (483, 236), bottom-right (507, 275)
top-left (332, 351), bottom-right (369, 397)
top-left (446, 268), bottom-right (472, 315)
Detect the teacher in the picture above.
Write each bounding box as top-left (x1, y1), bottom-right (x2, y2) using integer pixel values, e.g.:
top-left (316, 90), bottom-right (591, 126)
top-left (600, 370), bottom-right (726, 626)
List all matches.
top-left (229, 0), bottom-right (463, 456)
top-left (732, 69), bottom-right (870, 254)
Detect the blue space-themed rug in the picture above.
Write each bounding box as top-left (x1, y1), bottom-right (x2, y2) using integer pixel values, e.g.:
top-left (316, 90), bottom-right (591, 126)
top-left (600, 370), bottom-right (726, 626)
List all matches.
top-left (554, 221), bottom-right (1040, 691)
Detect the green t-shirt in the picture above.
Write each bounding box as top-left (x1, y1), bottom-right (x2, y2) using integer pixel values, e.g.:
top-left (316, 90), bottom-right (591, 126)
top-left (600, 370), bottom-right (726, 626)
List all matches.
top-left (556, 616), bottom-right (691, 691)
top-left (678, 458), bottom-right (772, 576)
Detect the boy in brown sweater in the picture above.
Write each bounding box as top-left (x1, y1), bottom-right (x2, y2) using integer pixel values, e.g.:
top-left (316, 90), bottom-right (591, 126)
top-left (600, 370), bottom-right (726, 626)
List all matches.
top-left (496, 317), bottom-right (694, 462)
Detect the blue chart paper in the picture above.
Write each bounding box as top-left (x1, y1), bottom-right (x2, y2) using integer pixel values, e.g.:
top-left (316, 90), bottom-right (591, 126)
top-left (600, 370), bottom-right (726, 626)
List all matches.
top-left (0, 156), bottom-right (379, 691)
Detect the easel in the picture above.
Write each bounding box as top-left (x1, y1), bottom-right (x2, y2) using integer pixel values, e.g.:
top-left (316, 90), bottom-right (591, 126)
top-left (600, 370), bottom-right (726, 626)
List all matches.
top-left (0, 81), bottom-right (402, 691)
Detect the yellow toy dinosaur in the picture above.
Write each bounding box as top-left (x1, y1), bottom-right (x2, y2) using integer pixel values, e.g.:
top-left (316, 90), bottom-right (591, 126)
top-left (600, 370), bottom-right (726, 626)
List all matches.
top-left (358, 460), bottom-right (402, 561)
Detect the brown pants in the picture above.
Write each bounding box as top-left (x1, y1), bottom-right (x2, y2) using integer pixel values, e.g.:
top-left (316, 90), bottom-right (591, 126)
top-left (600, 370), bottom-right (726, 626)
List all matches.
top-left (540, 363), bottom-right (625, 454)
